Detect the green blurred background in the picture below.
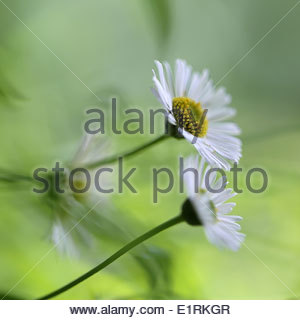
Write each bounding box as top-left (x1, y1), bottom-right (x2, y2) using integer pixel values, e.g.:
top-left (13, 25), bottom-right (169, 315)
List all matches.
top-left (0, 0), bottom-right (300, 299)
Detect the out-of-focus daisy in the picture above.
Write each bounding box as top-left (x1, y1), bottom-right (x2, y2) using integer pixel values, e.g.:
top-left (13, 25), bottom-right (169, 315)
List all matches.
top-left (70, 133), bottom-right (112, 202)
top-left (152, 59), bottom-right (241, 170)
top-left (49, 133), bottom-right (112, 257)
top-left (182, 156), bottom-right (245, 251)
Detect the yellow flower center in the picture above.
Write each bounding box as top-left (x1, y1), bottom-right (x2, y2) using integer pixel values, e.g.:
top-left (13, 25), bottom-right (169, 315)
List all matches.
top-left (172, 97), bottom-right (208, 137)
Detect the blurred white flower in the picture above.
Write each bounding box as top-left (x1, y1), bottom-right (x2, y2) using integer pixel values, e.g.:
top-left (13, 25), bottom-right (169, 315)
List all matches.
top-left (152, 59), bottom-right (242, 170)
top-left (183, 156), bottom-right (245, 251)
top-left (70, 133), bottom-right (112, 202)
top-left (71, 133), bottom-right (111, 168)
top-left (50, 133), bottom-right (112, 257)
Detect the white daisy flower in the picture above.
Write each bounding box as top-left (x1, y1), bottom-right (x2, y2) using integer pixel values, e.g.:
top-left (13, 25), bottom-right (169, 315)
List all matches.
top-left (50, 133), bottom-right (112, 257)
top-left (70, 133), bottom-right (113, 202)
top-left (182, 156), bottom-right (245, 251)
top-left (152, 59), bottom-right (242, 170)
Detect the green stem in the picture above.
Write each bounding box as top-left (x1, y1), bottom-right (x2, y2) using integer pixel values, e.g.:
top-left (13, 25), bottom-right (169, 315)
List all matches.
top-left (39, 215), bottom-right (184, 300)
top-left (85, 135), bottom-right (169, 169)
top-left (0, 136), bottom-right (169, 183)
top-left (0, 168), bottom-right (32, 183)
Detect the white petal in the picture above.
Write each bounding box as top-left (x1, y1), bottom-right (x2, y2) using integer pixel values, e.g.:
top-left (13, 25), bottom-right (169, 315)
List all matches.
top-left (163, 61), bottom-right (175, 97)
top-left (152, 70), bottom-right (172, 109)
top-left (209, 122), bottom-right (241, 135)
top-left (211, 189), bottom-right (236, 205)
top-left (206, 107), bottom-right (236, 121)
top-left (175, 59), bottom-right (192, 97)
top-left (216, 202), bottom-right (236, 214)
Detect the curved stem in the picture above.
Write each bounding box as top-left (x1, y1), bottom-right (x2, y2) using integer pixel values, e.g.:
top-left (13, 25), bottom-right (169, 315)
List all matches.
top-left (0, 168), bottom-right (33, 183)
top-left (0, 136), bottom-right (169, 183)
top-left (39, 215), bottom-right (184, 300)
top-left (85, 135), bottom-right (169, 169)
